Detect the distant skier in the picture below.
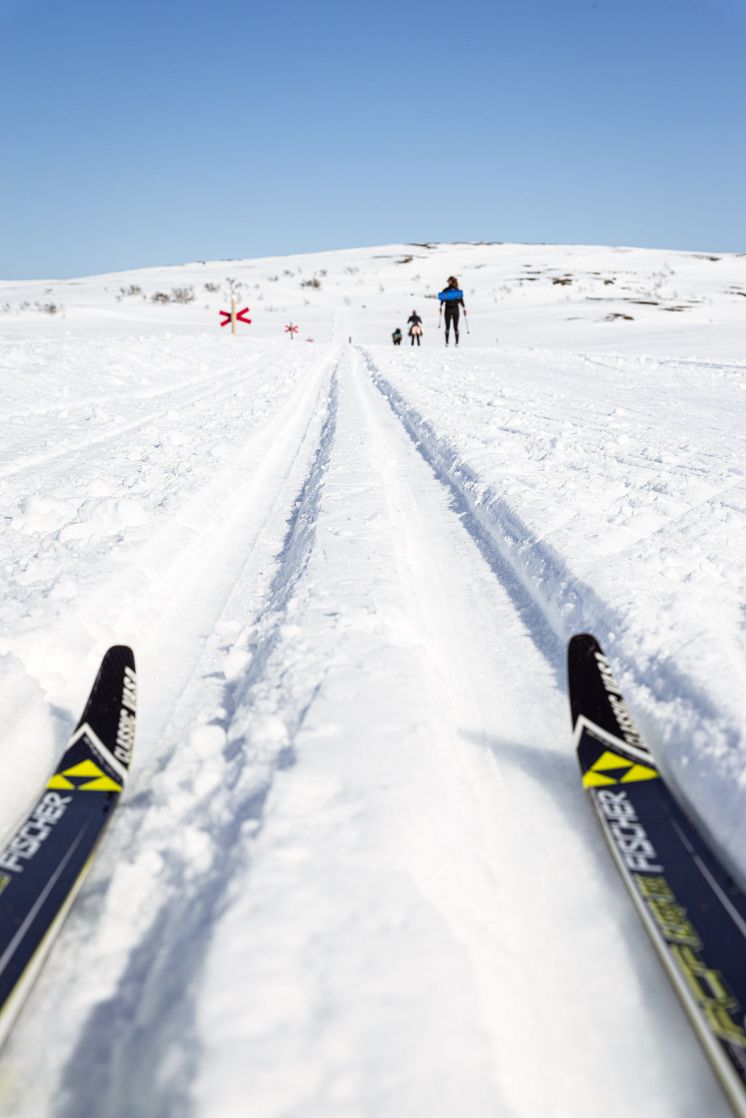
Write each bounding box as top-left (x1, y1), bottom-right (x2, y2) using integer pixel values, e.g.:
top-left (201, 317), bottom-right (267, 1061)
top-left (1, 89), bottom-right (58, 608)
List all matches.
top-left (438, 277), bottom-right (466, 346)
top-left (392, 327), bottom-right (403, 346)
top-left (407, 310), bottom-right (423, 346)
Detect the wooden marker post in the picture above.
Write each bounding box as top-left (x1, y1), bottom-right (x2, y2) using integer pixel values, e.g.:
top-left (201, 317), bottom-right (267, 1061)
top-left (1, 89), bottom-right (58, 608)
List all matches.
top-left (219, 304), bottom-right (252, 333)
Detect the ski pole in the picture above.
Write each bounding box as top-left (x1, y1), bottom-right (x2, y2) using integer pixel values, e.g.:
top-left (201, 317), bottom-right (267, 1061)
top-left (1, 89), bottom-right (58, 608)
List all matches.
top-left (438, 303), bottom-right (443, 329)
top-left (463, 310), bottom-right (470, 335)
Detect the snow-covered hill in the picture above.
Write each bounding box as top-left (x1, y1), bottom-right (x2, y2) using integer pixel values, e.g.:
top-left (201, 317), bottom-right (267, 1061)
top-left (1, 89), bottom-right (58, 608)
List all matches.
top-left (0, 242), bottom-right (745, 1117)
top-left (2, 240), bottom-right (746, 355)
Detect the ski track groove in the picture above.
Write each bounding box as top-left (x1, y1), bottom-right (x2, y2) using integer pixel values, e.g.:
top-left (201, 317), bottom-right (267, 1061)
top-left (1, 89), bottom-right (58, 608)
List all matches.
top-left (54, 366), bottom-right (339, 1118)
top-left (361, 349), bottom-right (742, 812)
top-left (0, 334), bottom-right (739, 1116)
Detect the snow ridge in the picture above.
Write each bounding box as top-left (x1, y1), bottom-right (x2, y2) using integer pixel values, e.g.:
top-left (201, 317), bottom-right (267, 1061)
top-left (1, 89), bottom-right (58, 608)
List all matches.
top-left (365, 351), bottom-right (743, 869)
top-left (54, 370), bottom-right (339, 1118)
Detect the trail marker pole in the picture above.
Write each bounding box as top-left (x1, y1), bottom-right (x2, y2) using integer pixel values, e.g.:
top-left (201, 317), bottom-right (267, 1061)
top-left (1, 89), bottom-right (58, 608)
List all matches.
top-left (219, 304), bottom-right (252, 332)
top-left (284, 323), bottom-right (299, 340)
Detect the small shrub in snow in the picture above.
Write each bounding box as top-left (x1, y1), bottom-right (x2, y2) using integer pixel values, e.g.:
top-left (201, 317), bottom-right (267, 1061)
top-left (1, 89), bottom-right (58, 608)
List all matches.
top-left (151, 292), bottom-right (171, 303)
top-left (39, 302), bottom-right (62, 315)
top-left (301, 277), bottom-right (321, 289)
top-left (120, 284), bottom-right (143, 297)
top-left (204, 282), bottom-right (220, 293)
top-left (171, 287), bottom-right (195, 304)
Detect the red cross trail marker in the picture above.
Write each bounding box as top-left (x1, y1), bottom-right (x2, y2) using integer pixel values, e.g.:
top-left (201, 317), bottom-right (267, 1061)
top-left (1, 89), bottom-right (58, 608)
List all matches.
top-left (219, 299), bottom-right (251, 335)
top-left (219, 307), bottom-right (251, 327)
top-left (284, 323), bottom-right (299, 339)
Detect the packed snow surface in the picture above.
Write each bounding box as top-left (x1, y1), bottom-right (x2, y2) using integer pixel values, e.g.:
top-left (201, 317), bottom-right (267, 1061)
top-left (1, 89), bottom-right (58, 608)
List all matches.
top-left (0, 241), bottom-right (745, 1117)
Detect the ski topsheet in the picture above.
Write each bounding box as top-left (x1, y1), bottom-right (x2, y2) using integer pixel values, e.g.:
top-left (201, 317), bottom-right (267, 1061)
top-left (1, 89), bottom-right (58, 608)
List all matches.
top-left (0, 646), bottom-right (136, 1046)
top-left (569, 633), bottom-right (746, 1117)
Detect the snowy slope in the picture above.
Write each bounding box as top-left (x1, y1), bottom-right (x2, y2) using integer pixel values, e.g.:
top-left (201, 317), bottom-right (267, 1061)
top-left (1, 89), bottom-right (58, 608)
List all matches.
top-left (0, 242), bottom-right (745, 1117)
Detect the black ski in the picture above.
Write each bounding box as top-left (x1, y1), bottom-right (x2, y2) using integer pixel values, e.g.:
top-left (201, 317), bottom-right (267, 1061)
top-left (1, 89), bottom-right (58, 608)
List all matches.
top-left (0, 646), bottom-right (136, 1045)
top-left (569, 633), bottom-right (746, 1117)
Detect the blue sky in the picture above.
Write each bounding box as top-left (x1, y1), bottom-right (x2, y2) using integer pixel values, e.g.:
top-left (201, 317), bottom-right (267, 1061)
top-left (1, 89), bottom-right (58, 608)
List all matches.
top-left (1, 0), bottom-right (744, 278)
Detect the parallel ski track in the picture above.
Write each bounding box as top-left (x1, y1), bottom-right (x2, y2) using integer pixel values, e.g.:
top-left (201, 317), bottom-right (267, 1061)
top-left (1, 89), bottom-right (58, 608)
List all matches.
top-left (0, 346), bottom-right (338, 1118)
top-left (361, 349), bottom-right (742, 805)
top-left (0, 341), bottom-right (737, 1118)
top-left (188, 347), bottom-right (728, 1118)
top-left (51, 361), bottom-right (340, 1118)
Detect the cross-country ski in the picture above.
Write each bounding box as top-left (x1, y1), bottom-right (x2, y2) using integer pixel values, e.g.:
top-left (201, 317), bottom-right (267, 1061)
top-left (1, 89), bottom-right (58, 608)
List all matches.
top-left (569, 633), bottom-right (746, 1118)
top-left (0, 647), bottom-right (136, 1050)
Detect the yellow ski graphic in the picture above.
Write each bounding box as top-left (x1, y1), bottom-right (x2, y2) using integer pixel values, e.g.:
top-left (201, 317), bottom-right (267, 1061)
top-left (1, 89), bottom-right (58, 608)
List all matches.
top-left (583, 749), bottom-right (658, 788)
top-left (47, 759), bottom-right (122, 793)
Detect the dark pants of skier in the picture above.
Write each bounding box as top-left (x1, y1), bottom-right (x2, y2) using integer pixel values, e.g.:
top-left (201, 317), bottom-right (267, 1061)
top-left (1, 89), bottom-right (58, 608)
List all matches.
top-left (444, 306), bottom-right (459, 345)
top-left (410, 332), bottom-right (421, 346)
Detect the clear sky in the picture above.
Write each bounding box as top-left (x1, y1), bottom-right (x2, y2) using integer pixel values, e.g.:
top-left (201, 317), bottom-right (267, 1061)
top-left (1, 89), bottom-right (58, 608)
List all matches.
top-left (1, 0), bottom-right (744, 278)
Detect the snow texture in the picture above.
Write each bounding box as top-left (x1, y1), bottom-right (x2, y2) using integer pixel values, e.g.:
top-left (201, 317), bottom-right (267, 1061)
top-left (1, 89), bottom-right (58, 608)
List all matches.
top-left (0, 241), bottom-right (745, 1116)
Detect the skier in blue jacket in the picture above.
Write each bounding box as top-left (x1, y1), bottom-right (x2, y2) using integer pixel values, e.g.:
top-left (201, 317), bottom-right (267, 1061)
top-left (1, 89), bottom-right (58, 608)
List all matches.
top-left (438, 276), bottom-right (466, 346)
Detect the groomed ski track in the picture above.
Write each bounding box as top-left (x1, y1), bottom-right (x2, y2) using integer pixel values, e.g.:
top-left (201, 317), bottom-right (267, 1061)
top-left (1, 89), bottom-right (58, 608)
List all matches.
top-left (0, 341), bottom-right (733, 1117)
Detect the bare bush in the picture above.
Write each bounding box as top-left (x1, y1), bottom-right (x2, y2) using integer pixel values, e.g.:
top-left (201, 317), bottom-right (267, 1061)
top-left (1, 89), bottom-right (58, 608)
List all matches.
top-left (171, 287), bottom-right (195, 304)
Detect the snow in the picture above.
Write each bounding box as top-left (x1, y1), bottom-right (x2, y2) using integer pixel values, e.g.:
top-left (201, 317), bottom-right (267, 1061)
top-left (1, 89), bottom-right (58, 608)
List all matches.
top-left (0, 241), bottom-right (745, 1116)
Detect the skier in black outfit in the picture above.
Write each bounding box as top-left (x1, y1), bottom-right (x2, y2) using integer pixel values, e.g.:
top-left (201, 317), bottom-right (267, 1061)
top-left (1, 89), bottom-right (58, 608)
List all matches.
top-left (438, 276), bottom-right (466, 346)
top-left (407, 310), bottom-right (423, 346)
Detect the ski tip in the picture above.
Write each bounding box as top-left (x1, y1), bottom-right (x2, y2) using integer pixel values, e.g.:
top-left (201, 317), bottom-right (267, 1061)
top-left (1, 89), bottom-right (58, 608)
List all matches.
top-left (102, 645), bottom-right (136, 672)
top-left (567, 633), bottom-right (653, 767)
top-left (567, 633), bottom-right (604, 724)
top-left (75, 647), bottom-right (137, 759)
top-left (568, 632), bottom-right (602, 660)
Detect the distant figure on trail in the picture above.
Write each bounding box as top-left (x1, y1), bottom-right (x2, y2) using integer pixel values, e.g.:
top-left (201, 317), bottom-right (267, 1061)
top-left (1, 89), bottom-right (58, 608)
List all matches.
top-left (392, 327), bottom-right (403, 346)
top-left (407, 310), bottom-right (423, 346)
top-left (438, 276), bottom-right (466, 346)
